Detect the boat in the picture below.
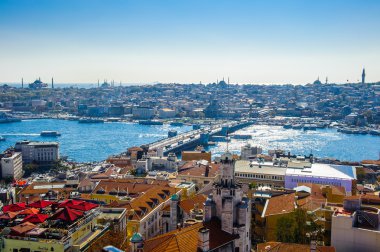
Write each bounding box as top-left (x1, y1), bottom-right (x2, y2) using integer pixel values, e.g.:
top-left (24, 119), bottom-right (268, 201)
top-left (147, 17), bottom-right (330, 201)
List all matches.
top-left (230, 134), bottom-right (252, 139)
top-left (106, 118), bottom-right (121, 122)
top-left (303, 124), bottom-right (317, 130)
top-left (0, 136), bottom-right (5, 141)
top-left (283, 124), bottom-right (292, 129)
top-left (78, 118), bottom-right (104, 123)
top-left (0, 112), bottom-right (21, 123)
top-left (369, 130), bottom-right (380, 136)
top-left (40, 131), bottom-right (61, 137)
top-left (291, 124), bottom-right (303, 129)
top-left (170, 122), bottom-right (184, 126)
top-left (138, 120), bottom-right (163, 125)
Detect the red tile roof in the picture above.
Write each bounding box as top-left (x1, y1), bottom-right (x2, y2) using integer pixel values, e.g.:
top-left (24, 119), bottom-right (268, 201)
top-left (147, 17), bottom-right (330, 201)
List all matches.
top-left (142, 218), bottom-right (237, 252)
top-left (178, 194), bottom-right (207, 214)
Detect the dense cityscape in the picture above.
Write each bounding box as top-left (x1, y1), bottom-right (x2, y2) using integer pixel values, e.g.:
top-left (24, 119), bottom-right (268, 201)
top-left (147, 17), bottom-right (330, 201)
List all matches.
top-left (1, 0), bottom-right (380, 252)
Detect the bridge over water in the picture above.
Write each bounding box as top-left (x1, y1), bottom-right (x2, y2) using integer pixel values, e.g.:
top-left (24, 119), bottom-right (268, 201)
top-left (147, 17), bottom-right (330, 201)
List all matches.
top-left (147, 120), bottom-right (255, 155)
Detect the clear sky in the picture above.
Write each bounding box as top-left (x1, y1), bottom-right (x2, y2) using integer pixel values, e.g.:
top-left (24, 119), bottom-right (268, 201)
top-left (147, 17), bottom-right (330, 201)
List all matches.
top-left (0, 0), bottom-right (379, 84)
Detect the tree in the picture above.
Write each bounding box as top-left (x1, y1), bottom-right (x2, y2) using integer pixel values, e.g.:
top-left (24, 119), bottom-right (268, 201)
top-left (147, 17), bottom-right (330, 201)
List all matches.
top-left (276, 215), bottom-right (295, 243)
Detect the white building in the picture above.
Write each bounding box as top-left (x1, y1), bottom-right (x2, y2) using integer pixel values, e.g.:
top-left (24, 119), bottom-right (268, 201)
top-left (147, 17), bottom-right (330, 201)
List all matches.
top-left (15, 141), bottom-right (59, 163)
top-left (204, 152), bottom-right (251, 252)
top-left (158, 108), bottom-right (176, 118)
top-left (132, 106), bottom-right (155, 119)
top-left (1, 152), bottom-right (23, 179)
top-left (331, 197), bottom-right (380, 252)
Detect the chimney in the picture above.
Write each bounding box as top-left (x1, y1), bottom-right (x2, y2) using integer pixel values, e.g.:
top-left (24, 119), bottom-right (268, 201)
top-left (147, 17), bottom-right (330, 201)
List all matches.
top-left (197, 227), bottom-right (209, 252)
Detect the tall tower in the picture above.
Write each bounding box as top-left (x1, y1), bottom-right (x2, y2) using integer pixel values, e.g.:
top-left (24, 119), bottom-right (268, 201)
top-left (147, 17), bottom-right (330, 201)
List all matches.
top-left (51, 77), bottom-right (54, 89)
top-left (362, 68), bottom-right (366, 84)
top-left (21, 78), bottom-right (23, 88)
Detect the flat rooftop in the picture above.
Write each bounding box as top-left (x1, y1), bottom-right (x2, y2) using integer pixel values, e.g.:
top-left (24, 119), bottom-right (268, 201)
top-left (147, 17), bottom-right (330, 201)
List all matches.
top-left (286, 163), bottom-right (356, 180)
top-left (235, 160), bottom-right (287, 176)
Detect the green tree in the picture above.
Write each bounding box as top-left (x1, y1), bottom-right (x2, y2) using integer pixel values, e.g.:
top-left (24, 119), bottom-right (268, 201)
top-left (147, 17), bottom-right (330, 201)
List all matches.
top-left (276, 215), bottom-right (295, 243)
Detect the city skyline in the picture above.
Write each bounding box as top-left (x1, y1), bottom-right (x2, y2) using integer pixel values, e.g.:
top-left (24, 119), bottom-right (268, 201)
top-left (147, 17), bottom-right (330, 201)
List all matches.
top-left (1, 0), bottom-right (379, 84)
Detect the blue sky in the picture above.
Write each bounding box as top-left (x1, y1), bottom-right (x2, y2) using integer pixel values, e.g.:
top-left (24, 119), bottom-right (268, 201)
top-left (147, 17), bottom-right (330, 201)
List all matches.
top-left (0, 0), bottom-right (379, 84)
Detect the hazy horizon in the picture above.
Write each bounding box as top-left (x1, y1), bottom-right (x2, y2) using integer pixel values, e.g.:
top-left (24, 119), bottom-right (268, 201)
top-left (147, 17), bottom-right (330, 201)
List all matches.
top-left (1, 0), bottom-right (379, 84)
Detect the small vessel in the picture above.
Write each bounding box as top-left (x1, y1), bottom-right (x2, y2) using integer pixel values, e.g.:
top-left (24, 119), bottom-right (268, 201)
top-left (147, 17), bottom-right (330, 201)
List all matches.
top-left (283, 124), bottom-right (292, 129)
top-left (0, 136), bottom-right (5, 141)
top-left (230, 134), bottom-right (252, 139)
top-left (79, 118), bottom-right (104, 123)
top-left (138, 120), bottom-right (163, 125)
top-left (40, 131), bottom-right (61, 137)
top-left (303, 124), bottom-right (317, 131)
top-left (170, 122), bottom-right (184, 126)
top-left (106, 118), bottom-right (121, 122)
top-left (292, 124), bottom-right (303, 129)
top-left (369, 129), bottom-right (380, 136)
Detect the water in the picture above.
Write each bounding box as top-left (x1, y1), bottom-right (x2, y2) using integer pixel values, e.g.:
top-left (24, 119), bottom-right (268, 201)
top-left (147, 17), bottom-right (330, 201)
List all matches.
top-left (0, 119), bottom-right (191, 162)
top-left (208, 125), bottom-right (380, 162)
top-left (0, 121), bottom-right (379, 162)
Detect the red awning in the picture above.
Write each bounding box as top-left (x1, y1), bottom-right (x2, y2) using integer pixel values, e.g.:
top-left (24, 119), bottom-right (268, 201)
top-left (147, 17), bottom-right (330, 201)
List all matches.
top-left (28, 200), bottom-right (53, 209)
top-left (18, 208), bottom-right (40, 216)
top-left (2, 202), bottom-right (26, 213)
top-left (69, 201), bottom-right (98, 211)
top-left (22, 214), bottom-right (49, 224)
top-left (50, 207), bottom-right (84, 222)
top-left (58, 199), bottom-right (83, 208)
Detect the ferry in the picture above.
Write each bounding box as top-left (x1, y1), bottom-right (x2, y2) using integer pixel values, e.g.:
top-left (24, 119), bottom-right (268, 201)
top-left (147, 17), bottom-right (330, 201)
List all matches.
top-left (0, 136), bottom-right (5, 141)
top-left (138, 120), bottom-right (163, 125)
top-left (369, 129), bottom-right (380, 136)
top-left (0, 112), bottom-right (21, 123)
top-left (78, 118), bottom-right (104, 123)
top-left (40, 131), bottom-right (61, 137)
top-left (170, 122), bottom-right (184, 126)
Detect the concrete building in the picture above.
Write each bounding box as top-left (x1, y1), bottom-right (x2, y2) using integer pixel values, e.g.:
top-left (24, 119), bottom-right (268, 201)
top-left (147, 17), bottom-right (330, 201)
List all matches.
top-left (331, 197), bottom-right (380, 252)
top-left (15, 141), bottom-right (60, 164)
top-left (182, 150), bottom-right (212, 162)
top-left (234, 160), bottom-right (286, 189)
top-left (240, 144), bottom-right (262, 160)
top-left (285, 163), bottom-right (357, 195)
top-left (132, 106), bottom-right (155, 119)
top-left (158, 108), bottom-right (176, 118)
top-left (0, 151), bottom-right (23, 179)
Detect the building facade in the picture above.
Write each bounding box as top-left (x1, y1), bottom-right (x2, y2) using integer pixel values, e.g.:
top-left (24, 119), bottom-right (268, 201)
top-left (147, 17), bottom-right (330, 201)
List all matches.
top-left (0, 151), bottom-right (23, 179)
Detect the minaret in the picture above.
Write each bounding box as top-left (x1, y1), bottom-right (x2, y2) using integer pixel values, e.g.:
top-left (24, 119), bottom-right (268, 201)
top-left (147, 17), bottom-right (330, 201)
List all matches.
top-left (362, 68), bottom-right (366, 84)
top-left (21, 78), bottom-right (23, 88)
top-left (51, 77), bottom-right (54, 89)
top-left (97, 79), bottom-right (99, 88)
top-left (325, 77), bottom-right (328, 84)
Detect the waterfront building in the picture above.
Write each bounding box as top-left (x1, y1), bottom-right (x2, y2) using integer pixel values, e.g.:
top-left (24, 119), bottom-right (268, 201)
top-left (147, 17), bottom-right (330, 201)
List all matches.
top-left (0, 151), bottom-right (23, 179)
top-left (132, 106), bottom-right (155, 119)
top-left (15, 141), bottom-right (60, 164)
top-left (158, 108), bottom-right (176, 118)
top-left (331, 196), bottom-right (380, 252)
